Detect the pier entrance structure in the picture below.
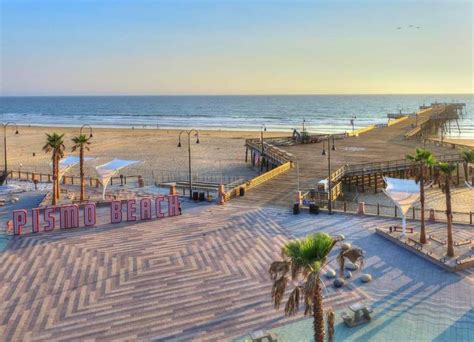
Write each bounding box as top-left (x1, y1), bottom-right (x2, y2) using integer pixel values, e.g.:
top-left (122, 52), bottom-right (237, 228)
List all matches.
top-left (236, 102), bottom-right (469, 208)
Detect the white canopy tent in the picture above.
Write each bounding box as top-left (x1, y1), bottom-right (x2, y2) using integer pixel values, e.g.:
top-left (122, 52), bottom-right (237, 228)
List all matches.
top-left (382, 177), bottom-right (420, 236)
top-left (56, 156), bottom-right (93, 182)
top-left (95, 159), bottom-right (140, 199)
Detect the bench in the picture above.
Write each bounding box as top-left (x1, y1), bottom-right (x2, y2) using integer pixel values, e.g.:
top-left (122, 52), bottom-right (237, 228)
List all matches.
top-left (429, 235), bottom-right (446, 245)
top-left (389, 226), bottom-right (413, 234)
top-left (454, 239), bottom-right (471, 247)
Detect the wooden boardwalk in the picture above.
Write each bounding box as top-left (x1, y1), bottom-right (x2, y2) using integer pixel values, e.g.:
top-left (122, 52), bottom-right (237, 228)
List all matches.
top-left (234, 108), bottom-right (464, 208)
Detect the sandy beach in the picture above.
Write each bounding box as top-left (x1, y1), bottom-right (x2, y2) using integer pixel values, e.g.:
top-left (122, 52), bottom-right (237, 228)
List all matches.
top-left (6, 125), bottom-right (285, 184)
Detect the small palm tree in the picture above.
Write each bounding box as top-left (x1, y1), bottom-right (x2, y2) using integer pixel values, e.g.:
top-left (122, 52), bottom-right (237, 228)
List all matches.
top-left (437, 162), bottom-right (457, 257)
top-left (406, 148), bottom-right (436, 244)
top-left (42, 133), bottom-right (65, 205)
top-left (71, 134), bottom-right (91, 201)
top-left (269, 233), bottom-right (364, 342)
top-left (461, 150), bottom-right (474, 185)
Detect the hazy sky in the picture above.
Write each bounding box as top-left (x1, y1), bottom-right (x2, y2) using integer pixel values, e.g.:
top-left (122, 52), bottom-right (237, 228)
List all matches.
top-left (1, 0), bottom-right (472, 95)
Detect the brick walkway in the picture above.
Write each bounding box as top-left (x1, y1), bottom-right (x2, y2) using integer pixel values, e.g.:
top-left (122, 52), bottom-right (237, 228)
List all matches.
top-left (1, 204), bottom-right (472, 341)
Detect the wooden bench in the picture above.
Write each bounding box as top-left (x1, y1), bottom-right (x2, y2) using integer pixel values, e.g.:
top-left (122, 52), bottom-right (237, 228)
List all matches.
top-left (429, 235), bottom-right (446, 245)
top-left (389, 226), bottom-right (413, 234)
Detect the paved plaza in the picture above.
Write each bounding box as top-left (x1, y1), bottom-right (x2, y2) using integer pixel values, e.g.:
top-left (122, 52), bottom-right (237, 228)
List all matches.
top-left (0, 202), bottom-right (473, 341)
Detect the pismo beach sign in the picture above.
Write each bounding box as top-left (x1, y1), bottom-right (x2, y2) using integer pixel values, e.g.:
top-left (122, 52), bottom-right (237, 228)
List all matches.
top-left (11, 195), bottom-right (181, 236)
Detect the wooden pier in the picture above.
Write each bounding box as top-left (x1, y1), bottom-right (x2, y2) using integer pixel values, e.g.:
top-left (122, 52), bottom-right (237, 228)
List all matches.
top-left (234, 103), bottom-right (470, 208)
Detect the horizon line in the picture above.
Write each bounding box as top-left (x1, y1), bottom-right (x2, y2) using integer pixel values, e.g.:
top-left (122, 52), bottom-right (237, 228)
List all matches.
top-left (1, 92), bottom-right (473, 97)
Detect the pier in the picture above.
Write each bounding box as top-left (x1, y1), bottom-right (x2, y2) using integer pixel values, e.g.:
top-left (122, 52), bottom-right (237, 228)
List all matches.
top-left (235, 103), bottom-right (470, 208)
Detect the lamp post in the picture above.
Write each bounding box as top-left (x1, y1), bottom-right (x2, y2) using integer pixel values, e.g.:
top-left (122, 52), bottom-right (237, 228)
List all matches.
top-left (322, 135), bottom-right (336, 214)
top-left (260, 125), bottom-right (267, 171)
top-left (80, 124), bottom-right (93, 138)
top-left (178, 129), bottom-right (200, 198)
top-left (1, 122), bottom-right (19, 184)
top-left (350, 116), bottom-right (357, 133)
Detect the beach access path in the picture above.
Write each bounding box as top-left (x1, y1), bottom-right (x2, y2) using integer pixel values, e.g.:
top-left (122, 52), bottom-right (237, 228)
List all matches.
top-left (234, 112), bottom-right (473, 208)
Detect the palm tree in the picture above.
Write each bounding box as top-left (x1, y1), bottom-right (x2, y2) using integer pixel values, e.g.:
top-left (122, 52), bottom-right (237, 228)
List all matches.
top-left (437, 162), bottom-right (456, 257)
top-left (71, 134), bottom-right (91, 201)
top-left (269, 233), bottom-right (364, 342)
top-left (461, 149), bottom-right (474, 185)
top-left (43, 133), bottom-right (65, 205)
top-left (406, 148), bottom-right (436, 244)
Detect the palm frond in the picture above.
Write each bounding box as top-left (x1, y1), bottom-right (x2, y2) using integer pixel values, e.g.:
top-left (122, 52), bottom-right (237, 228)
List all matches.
top-left (284, 286), bottom-right (301, 316)
top-left (269, 261), bottom-right (290, 281)
top-left (271, 276), bottom-right (288, 309)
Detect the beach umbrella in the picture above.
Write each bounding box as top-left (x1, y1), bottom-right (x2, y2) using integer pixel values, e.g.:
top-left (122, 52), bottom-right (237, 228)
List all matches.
top-left (382, 177), bottom-right (420, 236)
top-left (95, 159), bottom-right (140, 199)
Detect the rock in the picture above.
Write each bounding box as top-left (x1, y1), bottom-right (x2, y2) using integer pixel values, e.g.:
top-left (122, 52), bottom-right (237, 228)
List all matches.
top-left (344, 271), bottom-right (352, 279)
top-left (345, 261), bottom-right (359, 271)
top-left (341, 242), bottom-right (351, 251)
top-left (333, 277), bottom-right (345, 288)
top-left (361, 274), bottom-right (372, 283)
top-left (336, 234), bottom-right (345, 241)
top-left (325, 269), bottom-right (336, 278)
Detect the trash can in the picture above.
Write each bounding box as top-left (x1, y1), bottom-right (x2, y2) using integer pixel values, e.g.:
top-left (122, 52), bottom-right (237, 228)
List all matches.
top-left (239, 187), bottom-right (245, 196)
top-left (293, 203), bottom-right (300, 215)
top-left (309, 204), bottom-right (319, 214)
top-left (199, 192), bottom-right (205, 201)
top-left (192, 191), bottom-right (199, 201)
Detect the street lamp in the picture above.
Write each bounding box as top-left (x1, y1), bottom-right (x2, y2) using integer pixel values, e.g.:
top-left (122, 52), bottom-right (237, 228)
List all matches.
top-left (350, 116), bottom-right (357, 133)
top-left (80, 124), bottom-right (93, 138)
top-left (260, 125), bottom-right (267, 171)
top-left (178, 129), bottom-right (200, 198)
top-left (1, 122), bottom-right (19, 184)
top-left (322, 135), bottom-right (336, 214)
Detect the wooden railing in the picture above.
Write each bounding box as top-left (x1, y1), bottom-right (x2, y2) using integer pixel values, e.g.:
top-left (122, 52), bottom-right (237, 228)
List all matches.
top-left (224, 162), bottom-right (292, 201)
top-left (7, 170), bottom-right (142, 187)
top-left (246, 139), bottom-right (295, 164)
top-left (345, 154), bottom-right (463, 176)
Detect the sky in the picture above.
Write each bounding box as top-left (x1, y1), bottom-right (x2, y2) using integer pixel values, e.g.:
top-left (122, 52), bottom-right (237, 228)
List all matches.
top-left (0, 0), bottom-right (472, 96)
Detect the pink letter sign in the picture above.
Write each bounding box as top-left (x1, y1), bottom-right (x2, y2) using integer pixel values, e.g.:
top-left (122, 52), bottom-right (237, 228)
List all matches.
top-left (168, 195), bottom-right (180, 217)
top-left (84, 203), bottom-right (96, 226)
top-left (140, 198), bottom-right (152, 220)
top-left (44, 207), bottom-right (56, 232)
top-left (110, 201), bottom-right (122, 224)
top-left (13, 209), bottom-right (27, 236)
top-left (60, 205), bottom-right (80, 229)
top-left (127, 200), bottom-right (136, 222)
top-left (32, 208), bottom-right (40, 233)
top-left (155, 196), bottom-right (165, 218)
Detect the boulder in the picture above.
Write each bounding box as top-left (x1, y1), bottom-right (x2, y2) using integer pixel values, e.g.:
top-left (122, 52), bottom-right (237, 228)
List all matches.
top-left (341, 242), bottom-right (351, 251)
top-left (333, 278), bottom-right (345, 288)
top-left (325, 269), bottom-right (336, 278)
top-left (345, 261), bottom-right (359, 271)
top-left (336, 234), bottom-right (345, 241)
top-left (344, 271), bottom-right (352, 279)
top-left (361, 274), bottom-right (372, 283)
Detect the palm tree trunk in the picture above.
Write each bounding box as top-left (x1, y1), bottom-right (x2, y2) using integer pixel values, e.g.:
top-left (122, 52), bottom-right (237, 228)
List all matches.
top-left (55, 154), bottom-right (60, 201)
top-left (445, 177), bottom-right (454, 257)
top-left (52, 155), bottom-right (57, 205)
top-left (312, 280), bottom-right (325, 342)
top-left (419, 164), bottom-right (427, 244)
top-left (80, 146), bottom-right (85, 201)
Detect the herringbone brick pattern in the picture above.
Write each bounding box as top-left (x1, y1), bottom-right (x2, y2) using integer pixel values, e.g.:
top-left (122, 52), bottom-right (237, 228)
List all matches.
top-left (0, 205), bottom-right (368, 341)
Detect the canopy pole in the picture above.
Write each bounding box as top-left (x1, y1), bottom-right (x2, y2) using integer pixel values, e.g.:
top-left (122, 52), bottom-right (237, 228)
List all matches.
top-left (401, 215), bottom-right (406, 237)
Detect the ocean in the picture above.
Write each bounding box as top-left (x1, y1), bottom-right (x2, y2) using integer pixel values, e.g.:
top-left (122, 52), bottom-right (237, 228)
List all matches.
top-left (1, 94), bottom-right (473, 138)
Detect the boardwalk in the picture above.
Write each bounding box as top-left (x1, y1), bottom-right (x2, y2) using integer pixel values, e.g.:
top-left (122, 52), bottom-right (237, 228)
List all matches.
top-left (237, 111), bottom-right (467, 208)
top-left (1, 204), bottom-right (472, 341)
